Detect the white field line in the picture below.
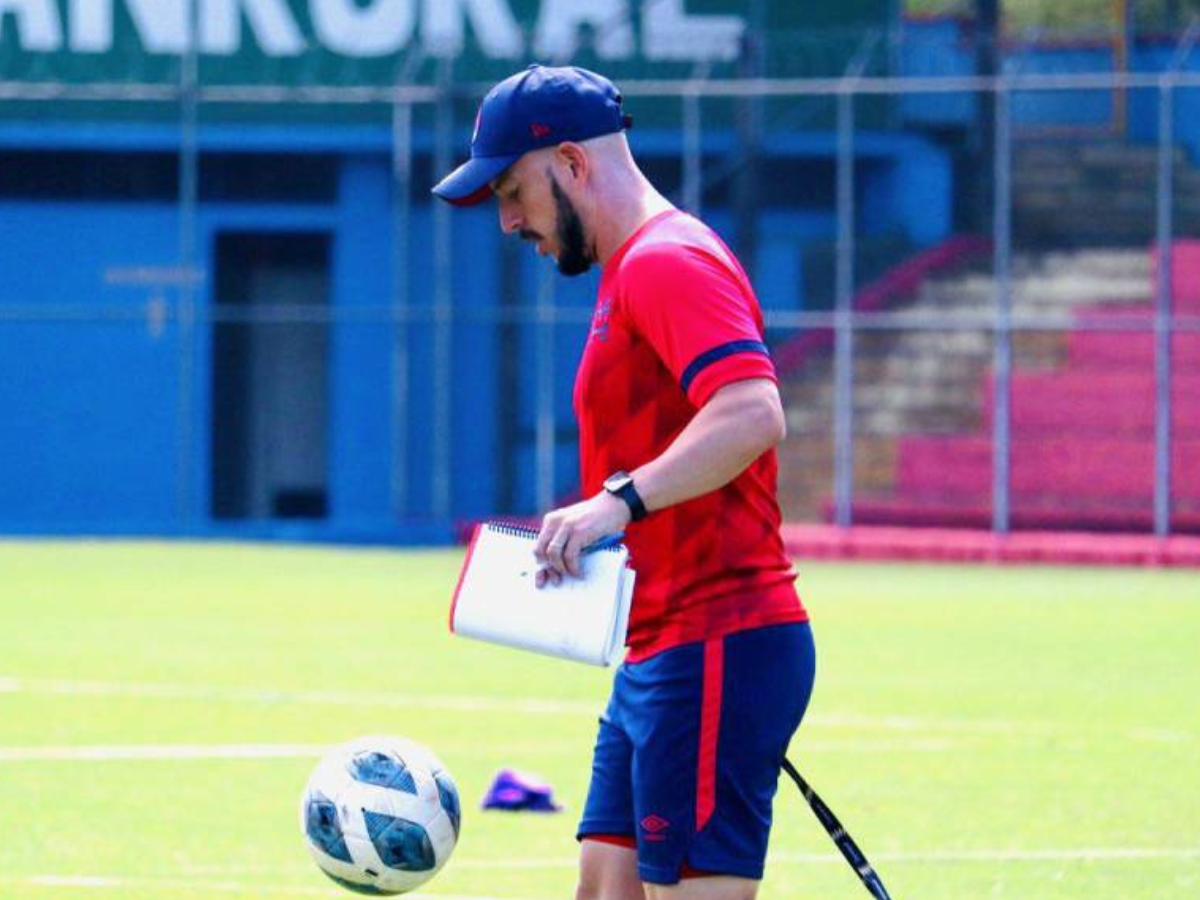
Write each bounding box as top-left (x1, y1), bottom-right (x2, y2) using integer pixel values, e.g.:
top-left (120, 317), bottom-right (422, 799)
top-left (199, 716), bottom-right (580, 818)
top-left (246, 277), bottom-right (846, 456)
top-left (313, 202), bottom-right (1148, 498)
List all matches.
top-left (778, 846), bottom-right (1200, 864)
top-left (9, 874), bottom-right (551, 900)
top-left (10, 843), bottom-right (1200, 898)
top-left (0, 674), bottom-right (1192, 744)
top-left (0, 675), bottom-right (598, 716)
top-left (173, 845), bottom-right (1200, 876)
top-left (0, 743), bottom-right (328, 761)
top-left (0, 738), bottom-right (959, 762)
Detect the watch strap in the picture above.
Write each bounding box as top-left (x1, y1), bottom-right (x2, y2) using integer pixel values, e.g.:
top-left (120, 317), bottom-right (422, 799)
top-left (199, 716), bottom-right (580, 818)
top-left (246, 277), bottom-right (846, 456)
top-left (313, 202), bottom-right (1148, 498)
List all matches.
top-left (609, 478), bottom-right (647, 522)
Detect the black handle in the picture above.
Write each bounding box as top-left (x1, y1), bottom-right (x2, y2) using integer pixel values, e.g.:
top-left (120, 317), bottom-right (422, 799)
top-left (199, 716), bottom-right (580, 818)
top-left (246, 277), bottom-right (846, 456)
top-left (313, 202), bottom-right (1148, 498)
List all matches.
top-left (781, 757), bottom-right (895, 900)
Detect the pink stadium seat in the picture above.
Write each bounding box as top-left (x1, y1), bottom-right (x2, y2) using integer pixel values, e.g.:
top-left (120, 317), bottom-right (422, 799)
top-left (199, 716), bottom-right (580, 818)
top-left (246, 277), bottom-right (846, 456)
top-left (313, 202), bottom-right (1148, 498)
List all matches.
top-left (1154, 240), bottom-right (1200, 312)
top-left (841, 242), bottom-right (1200, 533)
top-left (981, 373), bottom-right (1200, 435)
top-left (1067, 332), bottom-right (1200, 372)
top-left (896, 435), bottom-right (1200, 500)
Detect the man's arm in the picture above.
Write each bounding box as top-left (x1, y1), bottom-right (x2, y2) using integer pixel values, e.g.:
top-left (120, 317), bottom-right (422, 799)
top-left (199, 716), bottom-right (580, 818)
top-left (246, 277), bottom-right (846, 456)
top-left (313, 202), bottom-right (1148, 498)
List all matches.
top-left (534, 377), bottom-right (785, 585)
top-left (630, 376), bottom-right (785, 512)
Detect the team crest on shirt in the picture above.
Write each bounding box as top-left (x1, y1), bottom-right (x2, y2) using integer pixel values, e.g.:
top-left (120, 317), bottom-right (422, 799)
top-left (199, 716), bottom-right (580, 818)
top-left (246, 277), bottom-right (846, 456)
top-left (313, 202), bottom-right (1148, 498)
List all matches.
top-left (589, 297), bottom-right (613, 343)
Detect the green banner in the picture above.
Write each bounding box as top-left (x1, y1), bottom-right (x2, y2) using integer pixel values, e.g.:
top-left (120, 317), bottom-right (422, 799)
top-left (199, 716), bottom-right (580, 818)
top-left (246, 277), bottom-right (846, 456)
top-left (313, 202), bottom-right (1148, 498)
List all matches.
top-left (0, 1), bottom-right (892, 124)
top-left (0, 1), bottom-right (892, 82)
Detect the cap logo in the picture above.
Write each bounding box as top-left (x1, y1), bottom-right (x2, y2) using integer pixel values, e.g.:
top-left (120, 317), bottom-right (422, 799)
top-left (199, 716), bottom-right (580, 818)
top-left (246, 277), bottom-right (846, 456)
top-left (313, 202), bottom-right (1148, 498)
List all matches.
top-left (529, 123), bottom-right (552, 139)
top-left (471, 108), bottom-right (483, 144)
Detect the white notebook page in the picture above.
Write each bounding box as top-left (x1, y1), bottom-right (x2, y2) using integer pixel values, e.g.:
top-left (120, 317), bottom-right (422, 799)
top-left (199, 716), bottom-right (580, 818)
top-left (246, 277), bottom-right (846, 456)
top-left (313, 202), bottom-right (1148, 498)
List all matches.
top-left (451, 524), bottom-right (634, 666)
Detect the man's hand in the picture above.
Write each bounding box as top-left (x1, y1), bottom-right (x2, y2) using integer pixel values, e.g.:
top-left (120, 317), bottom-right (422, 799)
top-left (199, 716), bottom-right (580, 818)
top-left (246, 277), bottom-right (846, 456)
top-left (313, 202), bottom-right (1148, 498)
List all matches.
top-left (534, 490), bottom-right (632, 587)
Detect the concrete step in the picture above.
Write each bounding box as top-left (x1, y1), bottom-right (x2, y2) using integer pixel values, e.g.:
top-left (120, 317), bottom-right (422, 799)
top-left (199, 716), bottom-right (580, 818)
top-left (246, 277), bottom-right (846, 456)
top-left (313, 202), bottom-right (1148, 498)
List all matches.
top-left (1013, 221), bottom-right (1195, 248)
top-left (917, 277), bottom-right (1150, 308)
top-left (1015, 141), bottom-right (1187, 170)
top-left (1011, 141), bottom-right (1200, 247)
top-left (1015, 192), bottom-right (1200, 215)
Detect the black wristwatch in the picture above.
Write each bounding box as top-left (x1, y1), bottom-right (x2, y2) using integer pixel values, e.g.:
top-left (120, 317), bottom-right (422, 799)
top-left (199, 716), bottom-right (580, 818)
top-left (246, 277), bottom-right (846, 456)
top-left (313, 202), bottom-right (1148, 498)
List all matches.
top-left (603, 470), bottom-right (647, 522)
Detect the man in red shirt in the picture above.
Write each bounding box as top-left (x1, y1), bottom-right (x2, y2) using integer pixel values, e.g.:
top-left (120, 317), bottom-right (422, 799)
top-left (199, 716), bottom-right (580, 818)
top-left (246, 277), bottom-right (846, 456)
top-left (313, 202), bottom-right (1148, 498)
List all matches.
top-left (434, 65), bottom-right (814, 900)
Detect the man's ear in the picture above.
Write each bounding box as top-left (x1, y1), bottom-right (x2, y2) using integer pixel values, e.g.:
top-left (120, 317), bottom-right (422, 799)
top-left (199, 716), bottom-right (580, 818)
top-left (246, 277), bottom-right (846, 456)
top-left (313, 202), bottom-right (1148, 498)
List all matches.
top-left (555, 142), bottom-right (589, 184)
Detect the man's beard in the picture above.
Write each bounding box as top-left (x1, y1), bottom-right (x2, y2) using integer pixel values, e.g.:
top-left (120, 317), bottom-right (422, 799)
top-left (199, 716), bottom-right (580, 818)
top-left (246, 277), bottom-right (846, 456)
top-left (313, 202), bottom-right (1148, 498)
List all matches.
top-left (550, 175), bottom-right (592, 277)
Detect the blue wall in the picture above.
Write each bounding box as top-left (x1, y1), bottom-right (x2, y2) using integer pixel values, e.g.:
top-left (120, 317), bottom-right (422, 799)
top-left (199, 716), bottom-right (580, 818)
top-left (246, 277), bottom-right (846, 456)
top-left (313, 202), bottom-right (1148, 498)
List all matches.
top-left (0, 204), bottom-right (181, 532)
top-left (0, 122), bottom-right (951, 540)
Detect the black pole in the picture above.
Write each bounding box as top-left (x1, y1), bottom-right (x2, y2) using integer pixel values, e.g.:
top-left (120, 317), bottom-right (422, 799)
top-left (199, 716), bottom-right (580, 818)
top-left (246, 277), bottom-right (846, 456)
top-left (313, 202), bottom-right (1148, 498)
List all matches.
top-left (975, 0), bottom-right (1000, 232)
top-left (733, 0), bottom-right (766, 282)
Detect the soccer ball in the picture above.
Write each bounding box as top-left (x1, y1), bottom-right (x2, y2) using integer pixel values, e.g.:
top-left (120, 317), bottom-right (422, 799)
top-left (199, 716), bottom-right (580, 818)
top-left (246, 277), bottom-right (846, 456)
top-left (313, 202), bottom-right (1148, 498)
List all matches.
top-left (300, 735), bottom-right (461, 895)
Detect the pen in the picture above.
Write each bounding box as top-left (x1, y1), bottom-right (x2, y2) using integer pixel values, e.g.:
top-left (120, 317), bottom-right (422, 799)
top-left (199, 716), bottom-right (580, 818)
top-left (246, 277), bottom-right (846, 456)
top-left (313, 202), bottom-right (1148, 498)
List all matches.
top-left (523, 532), bottom-right (625, 579)
top-left (581, 532), bottom-right (625, 553)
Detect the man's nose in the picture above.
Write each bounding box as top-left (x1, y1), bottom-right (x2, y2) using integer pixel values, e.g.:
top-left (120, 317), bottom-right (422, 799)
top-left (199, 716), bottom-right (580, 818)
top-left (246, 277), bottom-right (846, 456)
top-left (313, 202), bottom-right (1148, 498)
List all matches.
top-left (499, 204), bottom-right (522, 235)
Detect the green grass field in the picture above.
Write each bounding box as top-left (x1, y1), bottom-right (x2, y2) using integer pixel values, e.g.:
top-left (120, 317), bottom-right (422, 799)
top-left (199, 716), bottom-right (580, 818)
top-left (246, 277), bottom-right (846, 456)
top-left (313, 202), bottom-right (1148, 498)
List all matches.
top-left (0, 541), bottom-right (1197, 900)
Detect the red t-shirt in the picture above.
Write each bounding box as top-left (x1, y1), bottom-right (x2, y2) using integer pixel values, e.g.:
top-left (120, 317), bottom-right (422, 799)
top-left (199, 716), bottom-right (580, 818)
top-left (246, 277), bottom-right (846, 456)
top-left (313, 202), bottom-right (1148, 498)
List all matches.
top-left (573, 209), bottom-right (807, 662)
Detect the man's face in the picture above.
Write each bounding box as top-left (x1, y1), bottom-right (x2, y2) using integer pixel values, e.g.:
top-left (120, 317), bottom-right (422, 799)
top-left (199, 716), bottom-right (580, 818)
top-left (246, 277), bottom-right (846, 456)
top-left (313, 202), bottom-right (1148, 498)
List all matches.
top-left (492, 153), bottom-right (592, 277)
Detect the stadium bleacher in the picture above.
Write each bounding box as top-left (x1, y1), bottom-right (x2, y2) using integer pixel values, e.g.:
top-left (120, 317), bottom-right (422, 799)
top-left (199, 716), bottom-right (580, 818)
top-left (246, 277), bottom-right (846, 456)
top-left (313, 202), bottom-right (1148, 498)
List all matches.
top-left (840, 241), bottom-right (1200, 533)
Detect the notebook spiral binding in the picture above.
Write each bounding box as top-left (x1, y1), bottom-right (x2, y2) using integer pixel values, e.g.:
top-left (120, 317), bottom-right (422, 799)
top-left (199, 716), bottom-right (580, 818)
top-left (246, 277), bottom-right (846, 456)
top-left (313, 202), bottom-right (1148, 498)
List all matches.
top-left (484, 520), bottom-right (624, 552)
top-left (485, 521), bottom-right (540, 539)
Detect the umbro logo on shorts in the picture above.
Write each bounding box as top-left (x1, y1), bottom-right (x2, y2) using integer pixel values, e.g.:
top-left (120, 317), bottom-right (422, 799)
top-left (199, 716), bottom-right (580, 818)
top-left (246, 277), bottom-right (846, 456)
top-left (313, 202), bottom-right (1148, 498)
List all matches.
top-left (640, 814), bottom-right (671, 841)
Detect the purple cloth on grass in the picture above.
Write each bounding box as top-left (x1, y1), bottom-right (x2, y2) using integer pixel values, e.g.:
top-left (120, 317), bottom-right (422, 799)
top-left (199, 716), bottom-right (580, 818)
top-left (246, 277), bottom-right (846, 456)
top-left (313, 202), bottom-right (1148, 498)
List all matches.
top-left (481, 768), bottom-right (562, 813)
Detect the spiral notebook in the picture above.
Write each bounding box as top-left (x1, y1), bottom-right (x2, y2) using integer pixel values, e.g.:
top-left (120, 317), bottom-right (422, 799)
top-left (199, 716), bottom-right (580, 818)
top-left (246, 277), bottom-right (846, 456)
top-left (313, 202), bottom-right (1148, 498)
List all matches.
top-left (449, 521), bottom-right (636, 667)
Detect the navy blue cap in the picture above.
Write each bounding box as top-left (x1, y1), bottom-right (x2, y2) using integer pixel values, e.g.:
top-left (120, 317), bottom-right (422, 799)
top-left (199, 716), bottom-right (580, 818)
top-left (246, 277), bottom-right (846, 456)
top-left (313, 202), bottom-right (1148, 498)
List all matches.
top-left (432, 64), bottom-right (632, 206)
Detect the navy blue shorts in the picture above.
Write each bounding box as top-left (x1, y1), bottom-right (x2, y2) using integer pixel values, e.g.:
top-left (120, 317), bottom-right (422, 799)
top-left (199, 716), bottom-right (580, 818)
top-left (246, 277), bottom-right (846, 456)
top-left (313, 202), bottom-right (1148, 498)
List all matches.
top-left (577, 622), bottom-right (816, 884)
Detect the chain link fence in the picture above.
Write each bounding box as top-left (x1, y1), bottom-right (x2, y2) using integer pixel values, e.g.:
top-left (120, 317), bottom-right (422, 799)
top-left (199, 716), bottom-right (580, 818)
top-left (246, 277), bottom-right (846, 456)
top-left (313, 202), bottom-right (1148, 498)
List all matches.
top-left (1, 57), bottom-right (1199, 537)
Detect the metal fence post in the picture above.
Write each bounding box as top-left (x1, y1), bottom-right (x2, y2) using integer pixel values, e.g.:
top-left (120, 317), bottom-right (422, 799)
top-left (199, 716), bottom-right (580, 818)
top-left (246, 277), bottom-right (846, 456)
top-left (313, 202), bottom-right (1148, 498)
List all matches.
top-left (991, 79), bottom-right (1013, 535)
top-left (832, 87), bottom-right (856, 528)
top-left (390, 87), bottom-right (414, 521)
top-left (682, 63), bottom-right (709, 216)
top-left (1154, 77), bottom-right (1175, 537)
top-left (176, 3), bottom-right (200, 530)
top-left (535, 267), bottom-right (557, 514)
top-left (432, 58), bottom-right (455, 522)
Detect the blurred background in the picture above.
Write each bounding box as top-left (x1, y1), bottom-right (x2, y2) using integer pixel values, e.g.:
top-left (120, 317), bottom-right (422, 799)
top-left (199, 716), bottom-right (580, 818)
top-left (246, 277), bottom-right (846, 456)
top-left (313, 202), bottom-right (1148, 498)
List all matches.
top-left (1, 0), bottom-right (1198, 544)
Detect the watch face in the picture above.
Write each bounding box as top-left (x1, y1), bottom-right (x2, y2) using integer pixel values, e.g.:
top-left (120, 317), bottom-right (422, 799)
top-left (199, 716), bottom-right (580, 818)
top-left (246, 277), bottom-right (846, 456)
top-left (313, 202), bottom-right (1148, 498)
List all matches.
top-left (605, 473), bottom-right (632, 492)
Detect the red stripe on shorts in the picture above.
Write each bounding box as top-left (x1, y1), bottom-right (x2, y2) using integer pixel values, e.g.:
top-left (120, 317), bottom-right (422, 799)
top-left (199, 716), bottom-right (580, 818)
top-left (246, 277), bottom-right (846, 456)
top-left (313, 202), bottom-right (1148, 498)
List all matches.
top-left (695, 636), bottom-right (724, 831)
